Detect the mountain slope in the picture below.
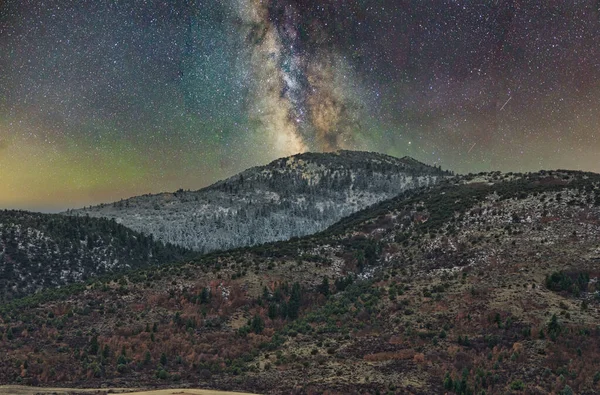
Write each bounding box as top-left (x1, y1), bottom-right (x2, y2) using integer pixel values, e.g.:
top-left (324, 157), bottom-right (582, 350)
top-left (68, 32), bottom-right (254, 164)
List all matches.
top-left (0, 210), bottom-right (188, 300)
top-left (2, 170), bottom-right (600, 393)
top-left (67, 150), bottom-right (449, 252)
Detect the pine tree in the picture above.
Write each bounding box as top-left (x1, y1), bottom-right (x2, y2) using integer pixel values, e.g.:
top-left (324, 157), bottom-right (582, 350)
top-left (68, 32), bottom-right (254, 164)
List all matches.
top-left (319, 277), bottom-right (330, 297)
top-left (287, 282), bottom-right (302, 320)
top-left (89, 334), bottom-right (99, 355)
top-left (251, 314), bottom-right (265, 334)
top-left (102, 344), bottom-right (110, 359)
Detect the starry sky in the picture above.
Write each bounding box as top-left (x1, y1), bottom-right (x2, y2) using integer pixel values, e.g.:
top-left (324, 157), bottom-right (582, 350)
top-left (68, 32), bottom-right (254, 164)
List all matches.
top-left (1, 0), bottom-right (600, 211)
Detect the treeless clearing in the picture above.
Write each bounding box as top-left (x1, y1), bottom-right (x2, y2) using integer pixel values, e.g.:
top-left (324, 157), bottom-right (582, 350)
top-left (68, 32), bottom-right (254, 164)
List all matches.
top-left (0, 386), bottom-right (256, 395)
top-left (118, 390), bottom-right (256, 395)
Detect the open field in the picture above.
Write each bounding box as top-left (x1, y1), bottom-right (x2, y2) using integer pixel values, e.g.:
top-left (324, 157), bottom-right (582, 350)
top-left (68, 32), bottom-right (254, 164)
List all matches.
top-left (0, 386), bottom-right (256, 395)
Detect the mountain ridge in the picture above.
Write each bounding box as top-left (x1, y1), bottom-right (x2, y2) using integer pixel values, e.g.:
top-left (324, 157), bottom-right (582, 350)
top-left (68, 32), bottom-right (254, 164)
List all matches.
top-left (67, 150), bottom-right (450, 253)
top-left (0, 209), bottom-right (188, 301)
top-left (2, 170), bottom-right (599, 393)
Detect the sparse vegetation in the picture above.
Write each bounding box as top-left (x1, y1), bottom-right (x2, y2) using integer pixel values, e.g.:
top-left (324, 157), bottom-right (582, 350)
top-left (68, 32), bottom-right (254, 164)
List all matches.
top-left (1, 169), bottom-right (600, 393)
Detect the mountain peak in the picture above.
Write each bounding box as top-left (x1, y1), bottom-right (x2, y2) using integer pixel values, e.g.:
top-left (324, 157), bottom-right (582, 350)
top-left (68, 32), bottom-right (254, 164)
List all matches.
top-left (257, 150), bottom-right (446, 176)
top-left (69, 150), bottom-right (449, 253)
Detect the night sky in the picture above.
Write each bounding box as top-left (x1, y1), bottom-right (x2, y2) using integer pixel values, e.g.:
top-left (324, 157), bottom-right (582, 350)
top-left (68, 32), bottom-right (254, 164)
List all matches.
top-left (1, 0), bottom-right (600, 210)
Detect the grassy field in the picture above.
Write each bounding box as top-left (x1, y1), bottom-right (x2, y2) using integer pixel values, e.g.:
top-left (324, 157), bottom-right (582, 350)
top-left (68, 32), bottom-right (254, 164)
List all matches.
top-left (0, 386), bottom-right (256, 395)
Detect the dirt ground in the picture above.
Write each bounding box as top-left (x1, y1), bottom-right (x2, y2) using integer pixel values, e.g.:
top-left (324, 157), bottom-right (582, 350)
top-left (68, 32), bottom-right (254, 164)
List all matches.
top-left (0, 386), bottom-right (256, 395)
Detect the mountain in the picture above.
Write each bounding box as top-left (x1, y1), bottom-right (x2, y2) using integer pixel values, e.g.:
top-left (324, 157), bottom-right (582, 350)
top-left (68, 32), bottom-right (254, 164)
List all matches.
top-left (0, 210), bottom-right (188, 300)
top-left (67, 150), bottom-right (450, 252)
top-left (2, 170), bottom-right (600, 394)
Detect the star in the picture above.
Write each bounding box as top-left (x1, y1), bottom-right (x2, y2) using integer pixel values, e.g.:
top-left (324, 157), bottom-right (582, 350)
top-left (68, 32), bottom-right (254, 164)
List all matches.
top-left (0, 0), bottom-right (599, 210)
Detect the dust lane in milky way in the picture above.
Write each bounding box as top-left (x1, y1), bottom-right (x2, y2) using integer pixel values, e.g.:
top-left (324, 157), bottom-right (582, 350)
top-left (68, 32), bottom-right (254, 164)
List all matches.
top-left (1, 0), bottom-right (600, 210)
top-left (237, 0), bottom-right (364, 154)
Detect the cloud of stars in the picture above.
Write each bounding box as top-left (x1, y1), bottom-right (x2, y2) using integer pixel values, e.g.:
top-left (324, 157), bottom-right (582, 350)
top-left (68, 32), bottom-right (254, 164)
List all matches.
top-left (1, 0), bottom-right (600, 210)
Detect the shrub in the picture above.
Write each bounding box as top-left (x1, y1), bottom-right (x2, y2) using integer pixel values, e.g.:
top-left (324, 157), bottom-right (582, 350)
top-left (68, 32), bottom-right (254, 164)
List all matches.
top-left (547, 314), bottom-right (562, 340)
top-left (156, 369), bottom-right (169, 380)
top-left (510, 380), bottom-right (524, 390)
top-left (560, 385), bottom-right (574, 395)
top-left (546, 271), bottom-right (590, 295)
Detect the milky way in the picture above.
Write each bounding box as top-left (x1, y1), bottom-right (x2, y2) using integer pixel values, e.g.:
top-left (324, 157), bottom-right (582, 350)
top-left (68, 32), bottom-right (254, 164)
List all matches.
top-left (1, 1), bottom-right (600, 210)
top-left (234, 0), bottom-right (366, 155)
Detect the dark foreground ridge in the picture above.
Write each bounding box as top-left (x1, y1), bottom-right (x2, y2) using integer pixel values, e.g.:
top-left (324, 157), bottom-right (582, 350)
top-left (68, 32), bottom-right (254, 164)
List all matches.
top-left (0, 210), bottom-right (188, 301)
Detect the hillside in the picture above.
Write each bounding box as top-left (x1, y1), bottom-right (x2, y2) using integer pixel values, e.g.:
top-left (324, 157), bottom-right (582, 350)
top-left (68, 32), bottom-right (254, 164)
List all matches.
top-left (0, 210), bottom-right (188, 300)
top-left (67, 150), bottom-right (449, 252)
top-left (1, 170), bottom-right (600, 394)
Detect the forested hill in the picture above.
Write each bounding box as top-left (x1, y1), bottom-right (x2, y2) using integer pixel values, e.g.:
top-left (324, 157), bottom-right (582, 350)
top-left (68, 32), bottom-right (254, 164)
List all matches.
top-left (69, 150), bottom-right (450, 252)
top-left (0, 210), bottom-right (187, 300)
top-left (2, 170), bottom-right (600, 393)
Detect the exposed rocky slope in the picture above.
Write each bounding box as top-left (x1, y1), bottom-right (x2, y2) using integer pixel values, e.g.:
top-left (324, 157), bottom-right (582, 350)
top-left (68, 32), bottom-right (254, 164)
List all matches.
top-left (0, 210), bottom-right (187, 300)
top-left (68, 150), bottom-right (449, 252)
top-left (2, 170), bottom-right (600, 394)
